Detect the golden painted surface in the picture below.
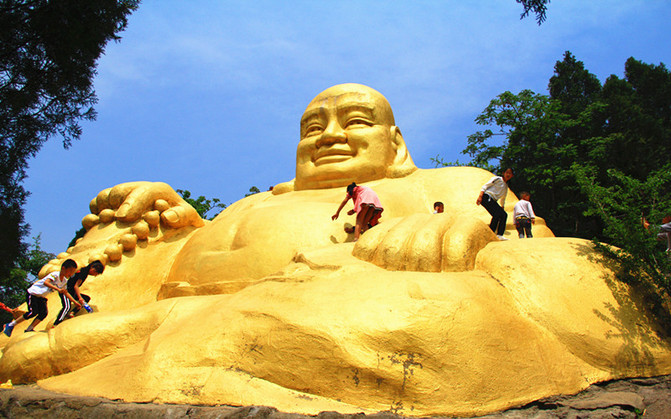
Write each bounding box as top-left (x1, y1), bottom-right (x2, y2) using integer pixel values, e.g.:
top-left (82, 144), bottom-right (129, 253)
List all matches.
top-left (0, 84), bottom-right (669, 417)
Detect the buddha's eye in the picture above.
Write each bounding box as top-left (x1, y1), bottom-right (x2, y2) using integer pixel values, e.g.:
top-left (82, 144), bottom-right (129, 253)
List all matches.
top-left (304, 124), bottom-right (323, 136)
top-left (345, 118), bottom-right (373, 128)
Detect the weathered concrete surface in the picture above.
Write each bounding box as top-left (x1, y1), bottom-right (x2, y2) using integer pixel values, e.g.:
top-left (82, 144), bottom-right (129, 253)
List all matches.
top-left (1, 375), bottom-right (669, 418)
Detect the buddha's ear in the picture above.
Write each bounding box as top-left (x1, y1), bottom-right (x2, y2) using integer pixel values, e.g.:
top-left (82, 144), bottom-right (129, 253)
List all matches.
top-left (386, 126), bottom-right (417, 179)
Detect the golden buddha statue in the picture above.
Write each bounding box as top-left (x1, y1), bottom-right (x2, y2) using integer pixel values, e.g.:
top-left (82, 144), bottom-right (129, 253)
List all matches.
top-left (0, 84), bottom-right (668, 417)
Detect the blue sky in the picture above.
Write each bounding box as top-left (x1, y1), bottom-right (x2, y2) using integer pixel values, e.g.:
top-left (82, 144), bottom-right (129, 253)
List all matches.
top-left (23, 0), bottom-right (671, 255)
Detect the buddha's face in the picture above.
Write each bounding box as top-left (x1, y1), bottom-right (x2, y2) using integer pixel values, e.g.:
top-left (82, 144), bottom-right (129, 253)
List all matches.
top-left (295, 84), bottom-right (400, 190)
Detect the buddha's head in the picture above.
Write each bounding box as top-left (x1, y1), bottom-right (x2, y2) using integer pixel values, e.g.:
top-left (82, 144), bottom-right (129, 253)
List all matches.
top-left (295, 84), bottom-right (416, 190)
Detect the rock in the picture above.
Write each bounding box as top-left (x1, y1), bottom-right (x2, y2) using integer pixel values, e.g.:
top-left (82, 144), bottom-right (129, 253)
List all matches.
top-left (1, 375), bottom-right (670, 419)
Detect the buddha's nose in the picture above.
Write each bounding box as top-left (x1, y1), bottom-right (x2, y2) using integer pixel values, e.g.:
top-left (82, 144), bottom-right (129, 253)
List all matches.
top-left (316, 121), bottom-right (347, 148)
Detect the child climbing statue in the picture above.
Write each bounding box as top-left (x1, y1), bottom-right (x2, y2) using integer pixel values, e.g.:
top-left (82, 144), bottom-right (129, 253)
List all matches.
top-left (513, 191), bottom-right (535, 238)
top-left (332, 182), bottom-right (384, 241)
top-left (3, 259), bottom-right (77, 336)
top-left (53, 260), bottom-right (105, 326)
top-left (477, 168), bottom-right (513, 240)
top-left (642, 215), bottom-right (671, 253)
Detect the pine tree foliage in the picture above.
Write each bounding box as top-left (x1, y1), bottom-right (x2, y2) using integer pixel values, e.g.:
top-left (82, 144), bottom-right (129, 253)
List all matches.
top-left (517, 0), bottom-right (550, 24)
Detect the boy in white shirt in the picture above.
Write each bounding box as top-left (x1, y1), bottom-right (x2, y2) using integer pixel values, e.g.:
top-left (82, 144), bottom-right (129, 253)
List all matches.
top-left (513, 191), bottom-right (536, 238)
top-left (3, 259), bottom-right (77, 336)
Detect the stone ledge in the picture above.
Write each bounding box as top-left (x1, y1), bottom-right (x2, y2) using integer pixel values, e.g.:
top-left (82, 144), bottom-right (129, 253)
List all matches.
top-left (0, 375), bottom-right (669, 418)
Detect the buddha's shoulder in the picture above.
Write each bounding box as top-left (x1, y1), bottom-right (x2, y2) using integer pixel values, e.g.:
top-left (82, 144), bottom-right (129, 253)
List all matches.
top-left (387, 166), bottom-right (495, 185)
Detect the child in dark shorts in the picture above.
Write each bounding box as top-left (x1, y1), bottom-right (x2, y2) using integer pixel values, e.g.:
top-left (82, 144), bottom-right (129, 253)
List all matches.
top-left (53, 260), bottom-right (105, 326)
top-left (3, 259), bottom-right (77, 336)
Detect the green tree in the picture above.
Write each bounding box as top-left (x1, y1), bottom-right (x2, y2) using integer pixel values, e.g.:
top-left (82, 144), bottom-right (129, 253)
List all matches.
top-left (0, 234), bottom-right (55, 324)
top-left (176, 189), bottom-right (227, 220)
top-left (176, 186), bottom-right (264, 220)
top-left (461, 89), bottom-right (557, 173)
top-left (245, 186), bottom-right (261, 197)
top-left (68, 226), bottom-right (87, 248)
top-left (176, 186), bottom-right (265, 221)
top-left (575, 164), bottom-right (671, 330)
top-left (599, 58), bottom-right (671, 181)
top-left (453, 51), bottom-right (671, 327)
top-left (0, 0), bottom-right (139, 292)
top-left (451, 52), bottom-right (671, 239)
top-left (20, 234), bottom-right (55, 281)
top-left (543, 51), bottom-right (606, 236)
top-left (457, 88), bottom-right (593, 236)
top-left (549, 51), bottom-right (602, 118)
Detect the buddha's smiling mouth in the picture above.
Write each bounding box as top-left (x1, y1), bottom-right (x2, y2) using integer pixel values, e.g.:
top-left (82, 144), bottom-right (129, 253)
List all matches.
top-left (313, 148), bottom-right (355, 166)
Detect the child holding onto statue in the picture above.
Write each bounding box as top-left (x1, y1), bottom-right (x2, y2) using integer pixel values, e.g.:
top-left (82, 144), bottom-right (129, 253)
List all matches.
top-left (477, 168), bottom-right (513, 241)
top-left (332, 182), bottom-right (384, 241)
top-left (53, 260), bottom-right (105, 326)
top-left (642, 215), bottom-right (671, 253)
top-left (513, 191), bottom-right (536, 238)
top-left (3, 259), bottom-right (77, 336)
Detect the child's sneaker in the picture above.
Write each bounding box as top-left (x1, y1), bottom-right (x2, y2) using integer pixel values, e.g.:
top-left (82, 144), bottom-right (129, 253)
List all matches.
top-left (497, 235), bottom-right (509, 241)
top-left (3, 323), bottom-right (14, 337)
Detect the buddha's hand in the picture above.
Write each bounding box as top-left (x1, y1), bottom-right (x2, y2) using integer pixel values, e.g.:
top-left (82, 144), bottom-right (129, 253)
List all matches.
top-left (39, 182), bottom-right (205, 278)
top-left (83, 181), bottom-right (204, 230)
top-left (352, 213), bottom-right (496, 272)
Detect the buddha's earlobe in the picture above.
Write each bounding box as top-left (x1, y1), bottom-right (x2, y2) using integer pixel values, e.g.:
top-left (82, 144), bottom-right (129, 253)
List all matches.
top-left (386, 126), bottom-right (417, 178)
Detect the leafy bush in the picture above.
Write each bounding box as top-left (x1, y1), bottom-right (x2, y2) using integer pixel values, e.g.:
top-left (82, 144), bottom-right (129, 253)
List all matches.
top-left (575, 164), bottom-right (671, 333)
